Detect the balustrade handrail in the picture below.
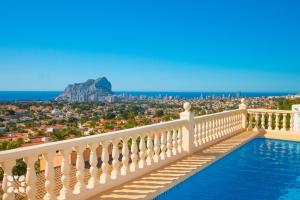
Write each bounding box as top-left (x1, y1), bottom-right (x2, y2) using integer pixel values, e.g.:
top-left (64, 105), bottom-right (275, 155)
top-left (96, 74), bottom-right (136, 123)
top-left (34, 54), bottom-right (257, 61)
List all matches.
top-left (247, 108), bottom-right (295, 114)
top-left (0, 118), bottom-right (187, 162)
top-left (195, 109), bottom-right (245, 121)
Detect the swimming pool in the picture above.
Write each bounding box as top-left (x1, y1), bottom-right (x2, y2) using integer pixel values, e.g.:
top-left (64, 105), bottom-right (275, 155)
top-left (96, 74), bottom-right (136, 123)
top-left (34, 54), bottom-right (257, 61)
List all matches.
top-left (156, 138), bottom-right (300, 200)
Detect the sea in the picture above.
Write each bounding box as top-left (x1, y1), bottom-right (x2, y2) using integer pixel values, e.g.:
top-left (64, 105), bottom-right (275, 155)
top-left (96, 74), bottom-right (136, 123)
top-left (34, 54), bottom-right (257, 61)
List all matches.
top-left (0, 91), bottom-right (296, 101)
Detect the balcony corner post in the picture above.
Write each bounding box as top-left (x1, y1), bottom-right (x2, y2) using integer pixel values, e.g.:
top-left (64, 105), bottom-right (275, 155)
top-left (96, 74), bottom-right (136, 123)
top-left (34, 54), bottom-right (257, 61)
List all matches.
top-left (295, 112), bottom-right (300, 133)
top-left (239, 98), bottom-right (248, 129)
top-left (180, 102), bottom-right (196, 154)
top-left (292, 105), bottom-right (300, 133)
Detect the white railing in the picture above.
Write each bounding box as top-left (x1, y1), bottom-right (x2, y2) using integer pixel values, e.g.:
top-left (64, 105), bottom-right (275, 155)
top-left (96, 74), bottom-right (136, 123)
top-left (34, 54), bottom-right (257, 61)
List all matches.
top-left (194, 109), bottom-right (246, 149)
top-left (0, 118), bottom-right (188, 200)
top-left (247, 109), bottom-right (300, 133)
top-left (0, 101), bottom-right (267, 200)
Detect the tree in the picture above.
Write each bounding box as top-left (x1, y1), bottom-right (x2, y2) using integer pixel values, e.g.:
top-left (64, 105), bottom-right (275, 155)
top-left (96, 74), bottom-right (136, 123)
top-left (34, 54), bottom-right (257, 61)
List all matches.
top-left (51, 129), bottom-right (68, 141)
top-left (154, 110), bottom-right (164, 117)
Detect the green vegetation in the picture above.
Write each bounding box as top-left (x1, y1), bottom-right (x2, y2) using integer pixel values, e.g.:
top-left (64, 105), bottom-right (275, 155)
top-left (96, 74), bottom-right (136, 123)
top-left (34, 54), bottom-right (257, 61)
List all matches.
top-left (277, 98), bottom-right (300, 110)
top-left (0, 138), bottom-right (24, 151)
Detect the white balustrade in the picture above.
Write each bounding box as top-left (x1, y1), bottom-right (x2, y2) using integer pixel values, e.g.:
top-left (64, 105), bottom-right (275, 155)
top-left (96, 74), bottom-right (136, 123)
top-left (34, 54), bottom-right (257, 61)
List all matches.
top-left (248, 109), bottom-right (296, 133)
top-left (194, 109), bottom-right (246, 149)
top-left (1, 101), bottom-right (299, 200)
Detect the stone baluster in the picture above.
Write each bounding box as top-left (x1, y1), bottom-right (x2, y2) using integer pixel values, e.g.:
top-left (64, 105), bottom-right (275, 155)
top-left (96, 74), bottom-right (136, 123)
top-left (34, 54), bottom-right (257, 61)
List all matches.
top-left (240, 112), bottom-right (243, 129)
top-left (219, 117), bottom-right (224, 138)
top-left (217, 117), bottom-right (221, 136)
top-left (138, 135), bottom-right (147, 169)
top-left (111, 139), bottom-right (120, 179)
top-left (203, 120), bottom-right (207, 143)
top-left (261, 113), bottom-right (265, 130)
top-left (88, 143), bottom-right (98, 188)
top-left (172, 129), bottom-right (178, 155)
top-left (254, 113), bottom-right (259, 131)
top-left (238, 112), bottom-right (242, 129)
top-left (194, 123), bottom-right (199, 147)
top-left (121, 137), bottom-right (129, 175)
top-left (275, 113), bottom-right (280, 131)
top-left (282, 114), bottom-right (287, 131)
top-left (197, 123), bottom-right (202, 146)
top-left (130, 136), bottom-right (139, 172)
top-left (211, 119), bottom-right (216, 140)
top-left (268, 113), bottom-right (273, 131)
top-left (25, 156), bottom-right (37, 200)
top-left (248, 113), bottom-right (253, 129)
top-left (177, 127), bottom-right (183, 153)
top-left (231, 114), bottom-right (234, 132)
top-left (233, 114), bottom-right (237, 131)
top-left (207, 120), bottom-right (211, 141)
top-left (290, 114), bottom-right (294, 132)
top-left (227, 115), bottom-right (231, 133)
top-left (231, 114), bottom-right (235, 132)
top-left (59, 148), bottom-right (72, 200)
top-left (153, 132), bottom-right (161, 163)
top-left (216, 118), bottom-right (220, 138)
top-left (224, 116), bottom-right (229, 135)
top-left (224, 116), bottom-right (228, 135)
top-left (160, 130), bottom-right (167, 160)
top-left (232, 114), bottom-right (235, 131)
top-left (43, 152), bottom-right (56, 200)
top-left (166, 130), bottom-right (172, 157)
top-left (100, 141), bottom-right (110, 183)
top-left (1, 160), bottom-right (15, 200)
top-left (74, 146), bottom-right (85, 194)
top-left (228, 115), bottom-right (232, 134)
top-left (216, 117), bottom-right (220, 137)
top-left (217, 117), bottom-right (221, 137)
top-left (217, 117), bottom-right (220, 137)
top-left (229, 115), bottom-right (232, 133)
top-left (146, 134), bottom-right (154, 165)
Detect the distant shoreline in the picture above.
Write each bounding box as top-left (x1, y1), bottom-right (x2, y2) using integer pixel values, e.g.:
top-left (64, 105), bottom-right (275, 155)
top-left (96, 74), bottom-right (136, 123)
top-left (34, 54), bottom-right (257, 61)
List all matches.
top-left (0, 91), bottom-right (296, 101)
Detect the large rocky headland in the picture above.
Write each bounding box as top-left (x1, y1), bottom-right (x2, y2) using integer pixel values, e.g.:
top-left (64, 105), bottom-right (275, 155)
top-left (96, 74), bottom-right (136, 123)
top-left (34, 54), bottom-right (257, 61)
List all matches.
top-left (55, 77), bottom-right (113, 102)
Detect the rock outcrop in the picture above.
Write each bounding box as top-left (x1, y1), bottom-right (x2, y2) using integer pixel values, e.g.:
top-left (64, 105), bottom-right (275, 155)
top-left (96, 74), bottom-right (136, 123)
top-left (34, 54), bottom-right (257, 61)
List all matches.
top-left (56, 77), bottom-right (112, 102)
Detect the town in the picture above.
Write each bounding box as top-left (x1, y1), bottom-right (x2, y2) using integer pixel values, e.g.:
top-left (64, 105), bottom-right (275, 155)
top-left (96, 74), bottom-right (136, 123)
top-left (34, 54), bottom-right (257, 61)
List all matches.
top-left (0, 96), bottom-right (286, 151)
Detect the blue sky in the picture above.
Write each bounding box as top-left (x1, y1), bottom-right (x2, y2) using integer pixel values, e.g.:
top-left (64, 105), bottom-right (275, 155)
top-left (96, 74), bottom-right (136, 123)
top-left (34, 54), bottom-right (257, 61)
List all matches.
top-left (0, 0), bottom-right (299, 92)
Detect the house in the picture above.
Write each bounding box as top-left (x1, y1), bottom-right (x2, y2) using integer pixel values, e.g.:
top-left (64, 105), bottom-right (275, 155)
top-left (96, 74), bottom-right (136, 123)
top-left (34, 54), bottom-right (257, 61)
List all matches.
top-left (46, 125), bottom-right (66, 133)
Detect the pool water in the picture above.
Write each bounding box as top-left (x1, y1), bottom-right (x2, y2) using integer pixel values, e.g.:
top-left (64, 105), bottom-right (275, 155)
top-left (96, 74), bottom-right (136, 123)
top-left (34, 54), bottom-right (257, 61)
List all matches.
top-left (156, 138), bottom-right (300, 200)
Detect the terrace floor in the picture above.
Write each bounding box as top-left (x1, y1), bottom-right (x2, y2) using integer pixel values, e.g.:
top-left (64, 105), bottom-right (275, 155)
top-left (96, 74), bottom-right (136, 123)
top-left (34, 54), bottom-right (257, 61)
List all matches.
top-left (88, 131), bottom-right (258, 200)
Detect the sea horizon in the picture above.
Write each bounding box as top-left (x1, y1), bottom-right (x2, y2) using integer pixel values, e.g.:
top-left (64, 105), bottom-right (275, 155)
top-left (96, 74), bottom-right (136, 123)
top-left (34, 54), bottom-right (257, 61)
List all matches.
top-left (0, 91), bottom-right (297, 101)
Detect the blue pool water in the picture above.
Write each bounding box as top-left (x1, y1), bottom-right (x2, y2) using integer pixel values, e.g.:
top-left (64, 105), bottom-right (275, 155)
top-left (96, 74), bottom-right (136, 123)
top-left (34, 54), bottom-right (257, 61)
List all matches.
top-left (156, 138), bottom-right (300, 200)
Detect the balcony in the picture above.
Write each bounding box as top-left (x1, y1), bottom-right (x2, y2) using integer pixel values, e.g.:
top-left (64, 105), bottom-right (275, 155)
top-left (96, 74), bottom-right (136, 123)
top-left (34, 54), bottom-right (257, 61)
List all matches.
top-left (1, 100), bottom-right (300, 200)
